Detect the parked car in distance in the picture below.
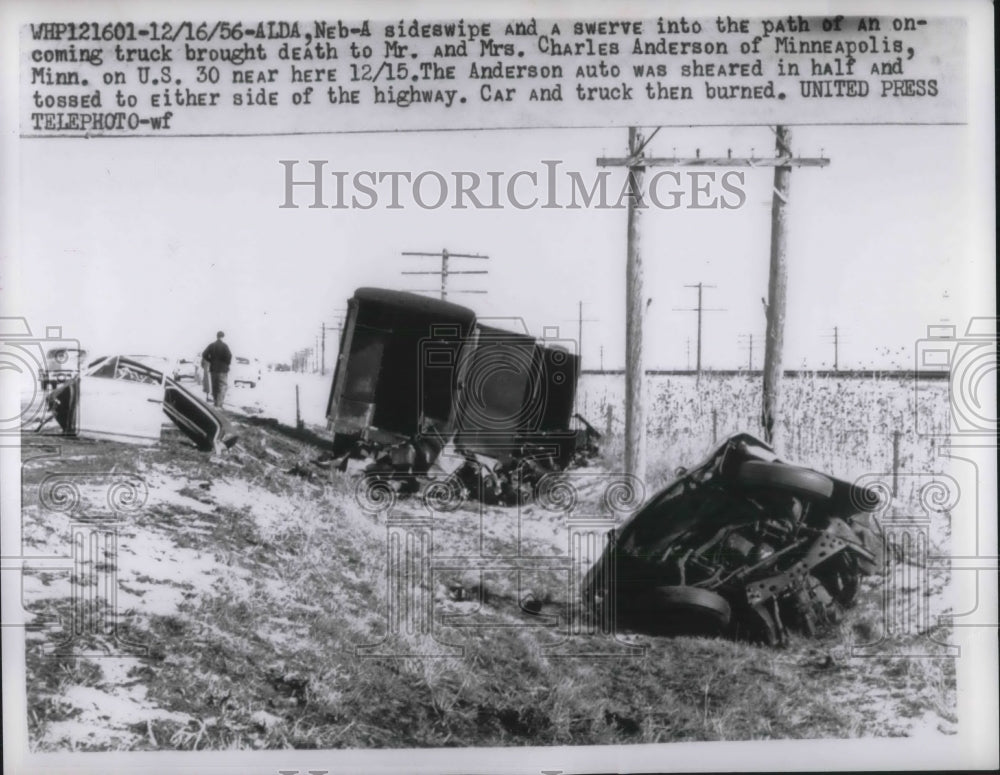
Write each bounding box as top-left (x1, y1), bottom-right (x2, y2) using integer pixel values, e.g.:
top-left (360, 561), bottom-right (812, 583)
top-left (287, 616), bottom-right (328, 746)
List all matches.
top-left (41, 346), bottom-right (87, 389)
top-left (173, 358), bottom-right (199, 383)
top-left (231, 356), bottom-right (261, 388)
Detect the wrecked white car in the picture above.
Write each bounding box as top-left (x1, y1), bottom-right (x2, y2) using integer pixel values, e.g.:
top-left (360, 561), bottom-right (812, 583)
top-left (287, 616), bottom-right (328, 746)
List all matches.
top-left (42, 354), bottom-right (237, 452)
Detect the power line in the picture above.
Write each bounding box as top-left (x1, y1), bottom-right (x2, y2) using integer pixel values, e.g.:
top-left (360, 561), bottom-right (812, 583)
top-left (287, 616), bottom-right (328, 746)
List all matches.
top-left (600, 125), bottom-right (829, 464)
top-left (401, 248), bottom-right (489, 300)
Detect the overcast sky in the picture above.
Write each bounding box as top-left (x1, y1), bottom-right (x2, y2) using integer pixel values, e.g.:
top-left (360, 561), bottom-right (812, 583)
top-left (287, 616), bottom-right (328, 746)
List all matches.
top-left (13, 120), bottom-right (988, 371)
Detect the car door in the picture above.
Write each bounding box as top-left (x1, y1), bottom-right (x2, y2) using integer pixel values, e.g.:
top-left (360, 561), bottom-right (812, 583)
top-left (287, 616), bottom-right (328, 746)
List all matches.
top-left (76, 356), bottom-right (164, 444)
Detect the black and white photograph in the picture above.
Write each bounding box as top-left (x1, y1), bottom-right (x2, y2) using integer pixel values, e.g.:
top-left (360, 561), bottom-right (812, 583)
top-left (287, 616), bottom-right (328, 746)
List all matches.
top-left (1, 1), bottom-right (996, 773)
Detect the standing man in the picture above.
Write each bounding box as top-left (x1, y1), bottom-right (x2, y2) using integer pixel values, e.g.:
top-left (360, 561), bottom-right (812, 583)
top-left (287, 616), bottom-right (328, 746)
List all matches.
top-left (202, 331), bottom-right (232, 409)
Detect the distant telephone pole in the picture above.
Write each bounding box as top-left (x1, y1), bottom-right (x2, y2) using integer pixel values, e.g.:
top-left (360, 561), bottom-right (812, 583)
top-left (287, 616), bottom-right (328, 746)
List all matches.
top-left (822, 326), bottom-right (843, 371)
top-left (563, 301), bottom-right (599, 364)
top-left (738, 333), bottom-right (754, 371)
top-left (401, 249), bottom-right (489, 300)
top-left (673, 282), bottom-right (725, 378)
top-left (320, 309), bottom-right (347, 376)
top-left (320, 324), bottom-right (329, 375)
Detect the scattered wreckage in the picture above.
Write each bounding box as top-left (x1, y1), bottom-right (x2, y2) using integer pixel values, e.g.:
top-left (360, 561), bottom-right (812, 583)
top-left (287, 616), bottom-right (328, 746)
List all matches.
top-left (41, 354), bottom-right (237, 452)
top-left (582, 433), bottom-right (884, 646)
top-left (324, 288), bottom-right (600, 503)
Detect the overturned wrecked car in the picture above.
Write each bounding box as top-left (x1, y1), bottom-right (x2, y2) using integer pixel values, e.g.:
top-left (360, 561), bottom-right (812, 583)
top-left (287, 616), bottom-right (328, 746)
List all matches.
top-left (582, 434), bottom-right (883, 646)
top-left (41, 354), bottom-right (237, 452)
top-left (325, 287), bottom-right (600, 501)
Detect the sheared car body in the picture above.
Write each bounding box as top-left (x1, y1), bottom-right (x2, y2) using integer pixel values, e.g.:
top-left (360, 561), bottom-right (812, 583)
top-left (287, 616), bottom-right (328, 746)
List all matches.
top-left (44, 354), bottom-right (237, 452)
top-left (582, 433), bottom-right (883, 645)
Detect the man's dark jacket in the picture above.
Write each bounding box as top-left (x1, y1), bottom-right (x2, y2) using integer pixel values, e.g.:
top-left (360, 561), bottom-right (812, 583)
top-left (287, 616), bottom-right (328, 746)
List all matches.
top-left (203, 340), bottom-right (232, 373)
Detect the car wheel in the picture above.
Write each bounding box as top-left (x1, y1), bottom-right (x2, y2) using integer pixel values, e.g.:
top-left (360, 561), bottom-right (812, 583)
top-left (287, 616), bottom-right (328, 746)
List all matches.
top-left (735, 460), bottom-right (835, 500)
top-left (642, 585), bottom-right (731, 635)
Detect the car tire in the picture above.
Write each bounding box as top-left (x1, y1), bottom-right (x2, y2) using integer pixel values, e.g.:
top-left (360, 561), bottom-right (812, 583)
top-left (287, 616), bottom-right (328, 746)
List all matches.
top-left (642, 585), bottom-right (731, 635)
top-left (735, 460), bottom-right (835, 500)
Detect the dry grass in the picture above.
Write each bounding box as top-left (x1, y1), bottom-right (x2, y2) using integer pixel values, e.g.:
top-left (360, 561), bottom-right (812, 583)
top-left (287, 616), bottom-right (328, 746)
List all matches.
top-left (21, 374), bottom-right (957, 750)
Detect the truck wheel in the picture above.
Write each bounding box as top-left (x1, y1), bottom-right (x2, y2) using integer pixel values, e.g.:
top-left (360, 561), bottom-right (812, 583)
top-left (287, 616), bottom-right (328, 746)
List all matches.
top-left (735, 460), bottom-right (835, 500)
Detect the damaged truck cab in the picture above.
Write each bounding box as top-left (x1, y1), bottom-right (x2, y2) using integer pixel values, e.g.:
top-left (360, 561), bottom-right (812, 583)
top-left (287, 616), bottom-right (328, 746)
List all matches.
top-left (325, 287), bottom-right (599, 499)
top-left (326, 287), bottom-right (477, 469)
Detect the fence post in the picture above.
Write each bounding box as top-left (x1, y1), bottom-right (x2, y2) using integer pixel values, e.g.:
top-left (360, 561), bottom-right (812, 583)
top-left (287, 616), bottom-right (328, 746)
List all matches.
top-left (891, 430), bottom-right (901, 498)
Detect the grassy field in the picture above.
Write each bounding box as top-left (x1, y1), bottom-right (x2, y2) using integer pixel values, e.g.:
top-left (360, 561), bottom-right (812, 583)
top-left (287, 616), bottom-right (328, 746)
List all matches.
top-left (19, 374), bottom-right (957, 750)
top-left (579, 372), bottom-right (950, 497)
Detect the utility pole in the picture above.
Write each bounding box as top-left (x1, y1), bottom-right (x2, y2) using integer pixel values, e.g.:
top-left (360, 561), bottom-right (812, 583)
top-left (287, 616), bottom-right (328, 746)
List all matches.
top-left (320, 309), bottom-right (347, 376)
top-left (673, 282), bottom-right (725, 379)
top-left (623, 127), bottom-right (647, 482)
top-left (593, 127), bottom-right (648, 480)
top-left (564, 301), bottom-right (599, 364)
top-left (738, 333), bottom-right (754, 371)
top-left (760, 126), bottom-right (829, 448)
top-left (599, 125), bottom-right (829, 455)
top-left (401, 249), bottom-right (489, 300)
top-left (320, 323), bottom-right (337, 376)
top-left (820, 325), bottom-right (845, 371)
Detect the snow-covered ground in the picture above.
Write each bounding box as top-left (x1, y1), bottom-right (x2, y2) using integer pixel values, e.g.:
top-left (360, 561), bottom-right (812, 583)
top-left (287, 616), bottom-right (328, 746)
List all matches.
top-left (223, 371), bottom-right (332, 428)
